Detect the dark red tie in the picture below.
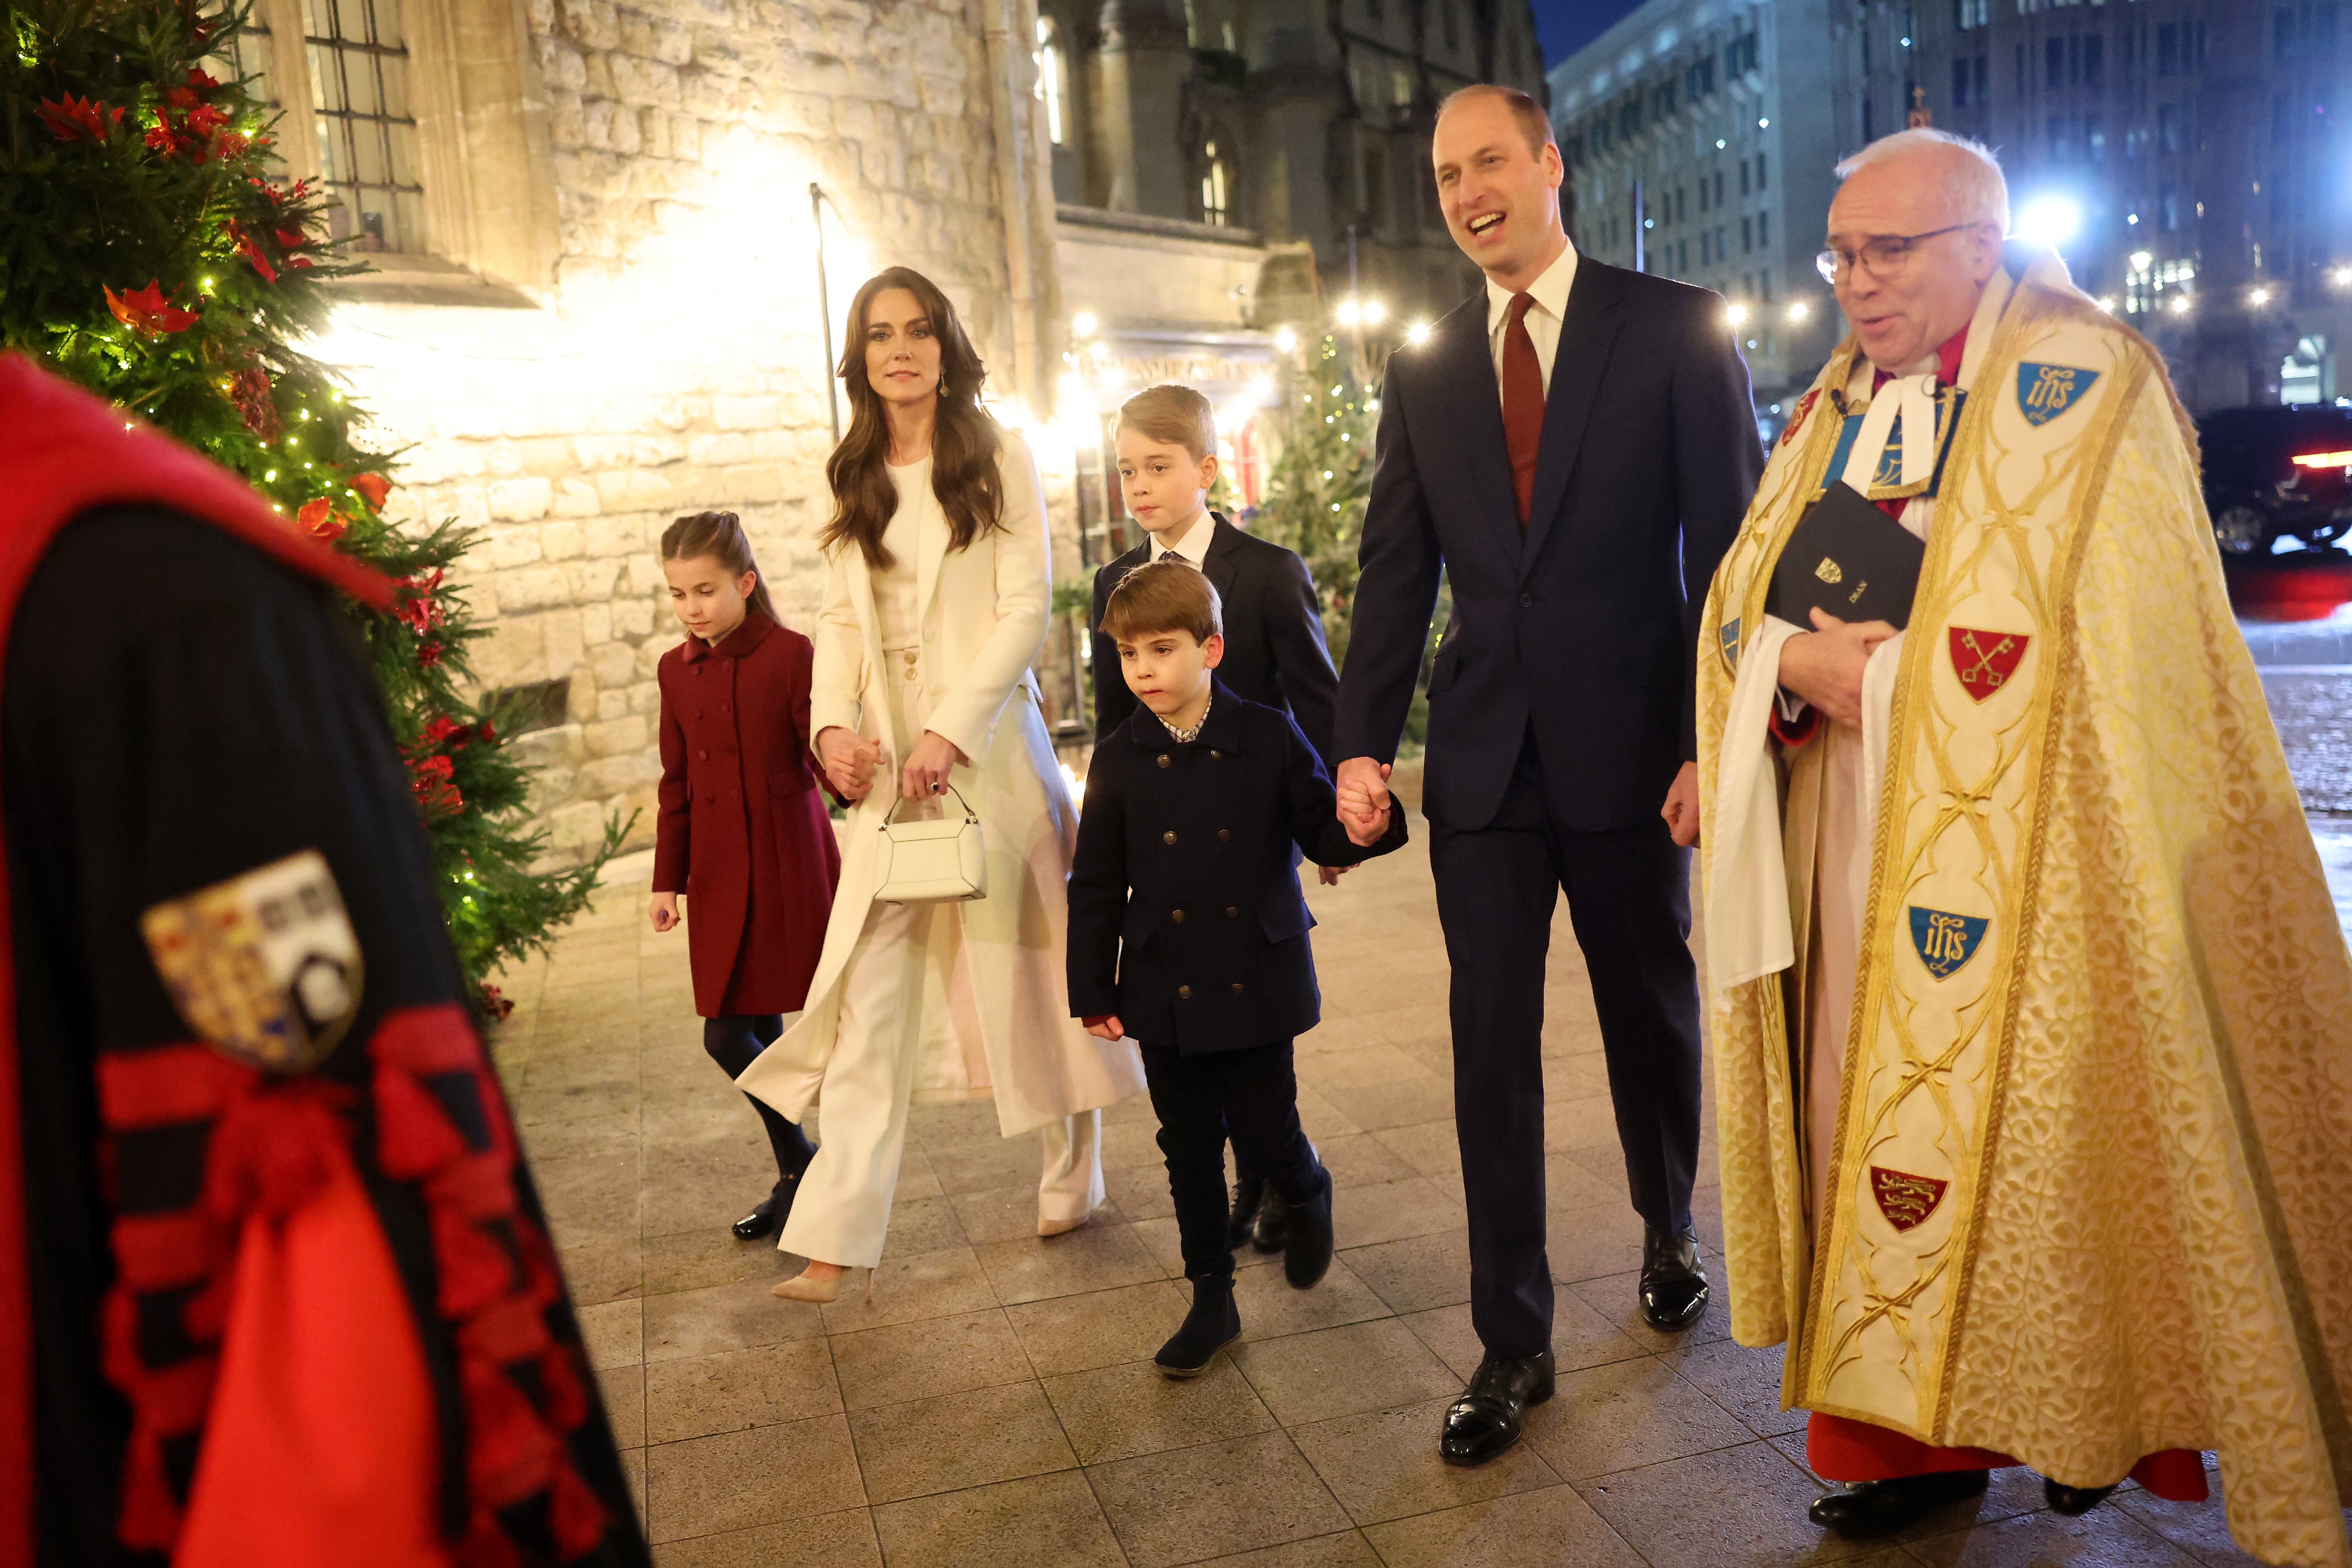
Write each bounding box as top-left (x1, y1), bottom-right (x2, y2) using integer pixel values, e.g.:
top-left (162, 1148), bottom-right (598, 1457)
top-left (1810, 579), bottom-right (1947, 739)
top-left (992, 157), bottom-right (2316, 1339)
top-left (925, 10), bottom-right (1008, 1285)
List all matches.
top-left (1503, 292), bottom-right (1544, 526)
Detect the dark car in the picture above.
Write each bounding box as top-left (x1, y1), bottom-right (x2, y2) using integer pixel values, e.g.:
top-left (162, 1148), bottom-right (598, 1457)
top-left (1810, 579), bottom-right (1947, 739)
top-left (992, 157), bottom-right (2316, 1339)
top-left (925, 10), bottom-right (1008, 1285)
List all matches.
top-left (2196, 404), bottom-right (2352, 555)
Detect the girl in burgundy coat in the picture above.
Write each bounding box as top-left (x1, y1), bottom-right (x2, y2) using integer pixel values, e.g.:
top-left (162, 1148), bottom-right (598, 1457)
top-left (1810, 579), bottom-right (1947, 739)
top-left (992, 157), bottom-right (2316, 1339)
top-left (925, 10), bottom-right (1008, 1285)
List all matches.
top-left (650, 511), bottom-right (843, 1240)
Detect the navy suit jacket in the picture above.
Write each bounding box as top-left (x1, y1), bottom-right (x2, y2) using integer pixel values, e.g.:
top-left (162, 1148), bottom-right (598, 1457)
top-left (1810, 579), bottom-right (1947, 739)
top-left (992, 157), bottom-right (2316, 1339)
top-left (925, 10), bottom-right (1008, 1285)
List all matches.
top-left (1090, 514), bottom-right (1339, 765)
top-left (1333, 256), bottom-right (1763, 833)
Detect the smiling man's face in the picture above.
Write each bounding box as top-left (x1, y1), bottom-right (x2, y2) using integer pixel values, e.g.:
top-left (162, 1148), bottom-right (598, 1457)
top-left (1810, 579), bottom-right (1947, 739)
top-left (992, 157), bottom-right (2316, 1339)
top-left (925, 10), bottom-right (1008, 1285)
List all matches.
top-left (1826, 149), bottom-right (2003, 370)
top-left (1433, 91), bottom-right (1567, 292)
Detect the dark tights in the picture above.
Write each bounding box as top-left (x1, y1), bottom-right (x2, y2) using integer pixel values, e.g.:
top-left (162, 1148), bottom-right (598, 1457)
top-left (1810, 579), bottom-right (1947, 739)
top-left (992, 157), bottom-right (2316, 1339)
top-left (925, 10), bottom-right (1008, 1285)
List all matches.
top-left (1142, 1039), bottom-right (1318, 1282)
top-left (703, 1014), bottom-right (816, 1183)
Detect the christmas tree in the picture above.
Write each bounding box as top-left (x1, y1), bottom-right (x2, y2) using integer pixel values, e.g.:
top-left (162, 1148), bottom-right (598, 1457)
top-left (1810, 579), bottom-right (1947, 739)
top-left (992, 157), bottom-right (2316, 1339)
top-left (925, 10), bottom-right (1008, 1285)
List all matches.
top-left (1251, 333), bottom-right (1444, 747)
top-left (2, 0), bottom-right (626, 1017)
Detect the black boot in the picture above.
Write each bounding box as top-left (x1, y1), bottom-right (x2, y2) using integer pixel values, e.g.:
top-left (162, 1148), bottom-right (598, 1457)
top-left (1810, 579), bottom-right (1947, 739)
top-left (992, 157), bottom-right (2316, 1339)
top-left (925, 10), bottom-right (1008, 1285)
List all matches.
top-left (1809, 1470), bottom-right (1990, 1537)
top-left (1226, 1170), bottom-right (1265, 1252)
top-left (1155, 1275), bottom-right (1240, 1377)
top-left (733, 1112), bottom-right (815, 1241)
top-left (2042, 1478), bottom-right (2118, 1517)
top-left (1281, 1164), bottom-right (1334, 1289)
top-left (1248, 1178), bottom-right (1291, 1254)
top-left (732, 1168), bottom-right (802, 1241)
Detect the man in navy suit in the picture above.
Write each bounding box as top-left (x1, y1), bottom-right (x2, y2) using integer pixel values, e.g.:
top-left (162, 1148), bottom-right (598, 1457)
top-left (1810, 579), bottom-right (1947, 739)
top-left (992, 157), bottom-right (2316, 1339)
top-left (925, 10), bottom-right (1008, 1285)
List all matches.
top-left (1333, 84), bottom-right (1764, 1465)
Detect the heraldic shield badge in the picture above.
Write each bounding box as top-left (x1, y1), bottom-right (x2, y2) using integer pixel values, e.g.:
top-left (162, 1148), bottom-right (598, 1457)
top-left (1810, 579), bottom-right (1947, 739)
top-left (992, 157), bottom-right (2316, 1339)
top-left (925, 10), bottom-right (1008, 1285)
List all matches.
top-left (2016, 362), bottom-right (2099, 427)
top-left (1869, 1166), bottom-right (1951, 1232)
top-left (140, 849), bottom-right (365, 1073)
top-left (1948, 627), bottom-right (2031, 702)
top-left (1908, 905), bottom-right (1990, 981)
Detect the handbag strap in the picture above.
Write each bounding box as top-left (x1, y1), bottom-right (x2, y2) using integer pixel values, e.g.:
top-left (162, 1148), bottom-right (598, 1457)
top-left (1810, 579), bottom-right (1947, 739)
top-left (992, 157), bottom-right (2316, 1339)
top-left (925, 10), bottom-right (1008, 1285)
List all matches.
top-left (880, 780), bottom-right (979, 828)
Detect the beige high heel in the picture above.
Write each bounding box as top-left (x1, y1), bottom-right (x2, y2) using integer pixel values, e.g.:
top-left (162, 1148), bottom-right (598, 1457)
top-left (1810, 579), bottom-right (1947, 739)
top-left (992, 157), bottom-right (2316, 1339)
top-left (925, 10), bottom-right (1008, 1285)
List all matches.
top-left (1037, 1212), bottom-right (1090, 1238)
top-left (771, 1265), bottom-right (873, 1305)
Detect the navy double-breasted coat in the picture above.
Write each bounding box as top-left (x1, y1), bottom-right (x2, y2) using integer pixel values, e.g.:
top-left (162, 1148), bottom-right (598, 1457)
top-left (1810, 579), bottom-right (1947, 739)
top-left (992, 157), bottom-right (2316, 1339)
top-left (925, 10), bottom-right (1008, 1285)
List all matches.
top-left (1067, 682), bottom-right (1405, 1054)
top-left (653, 612), bottom-right (841, 1017)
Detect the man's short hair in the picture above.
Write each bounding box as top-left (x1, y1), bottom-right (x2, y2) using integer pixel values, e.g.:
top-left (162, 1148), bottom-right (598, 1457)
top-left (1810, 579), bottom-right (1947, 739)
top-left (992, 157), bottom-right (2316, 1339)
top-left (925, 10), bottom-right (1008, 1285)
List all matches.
top-left (1116, 384), bottom-right (1217, 464)
top-left (1437, 83), bottom-right (1557, 155)
top-left (1833, 128), bottom-right (2010, 234)
top-left (1100, 558), bottom-right (1223, 645)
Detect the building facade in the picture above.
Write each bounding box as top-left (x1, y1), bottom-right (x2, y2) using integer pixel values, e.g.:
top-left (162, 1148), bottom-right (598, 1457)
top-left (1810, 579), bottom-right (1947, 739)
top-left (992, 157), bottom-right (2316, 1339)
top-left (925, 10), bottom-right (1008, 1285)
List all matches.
top-left (1837, 2), bottom-right (2352, 411)
top-left (1548, 0), bottom-right (1844, 420)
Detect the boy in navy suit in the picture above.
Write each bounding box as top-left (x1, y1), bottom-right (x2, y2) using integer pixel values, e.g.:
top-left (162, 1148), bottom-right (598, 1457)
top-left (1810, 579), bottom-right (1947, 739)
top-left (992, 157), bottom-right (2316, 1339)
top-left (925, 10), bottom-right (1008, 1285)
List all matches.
top-left (1091, 384), bottom-right (1346, 1256)
top-left (1069, 562), bottom-right (1404, 1375)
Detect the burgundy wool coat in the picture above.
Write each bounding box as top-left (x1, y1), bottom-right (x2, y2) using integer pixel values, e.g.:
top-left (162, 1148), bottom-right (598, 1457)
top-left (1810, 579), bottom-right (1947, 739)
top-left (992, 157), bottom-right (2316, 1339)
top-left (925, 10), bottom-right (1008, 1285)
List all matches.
top-left (653, 612), bottom-right (841, 1017)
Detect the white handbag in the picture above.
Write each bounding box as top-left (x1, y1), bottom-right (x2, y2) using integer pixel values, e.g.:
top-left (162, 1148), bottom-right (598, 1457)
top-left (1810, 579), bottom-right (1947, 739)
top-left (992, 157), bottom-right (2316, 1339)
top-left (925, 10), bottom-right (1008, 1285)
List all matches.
top-left (871, 781), bottom-right (988, 904)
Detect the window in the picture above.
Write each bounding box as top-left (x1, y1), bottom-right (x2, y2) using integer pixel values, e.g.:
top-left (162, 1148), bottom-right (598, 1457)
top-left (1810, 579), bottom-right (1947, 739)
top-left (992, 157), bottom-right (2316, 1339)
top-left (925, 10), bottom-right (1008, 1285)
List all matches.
top-left (1442, 0), bottom-right (1459, 50)
top-left (1739, 160), bottom-right (1750, 197)
top-left (1974, 55), bottom-right (1989, 104)
top-left (1201, 140), bottom-right (1231, 225)
top-left (2086, 114), bottom-right (2105, 162)
top-left (2084, 34), bottom-right (2103, 88)
top-left (1717, 223), bottom-right (1727, 258)
top-left (1742, 214), bottom-right (1754, 252)
top-left (302, 0), bottom-right (424, 252)
top-left (2048, 114), bottom-right (2069, 158)
top-left (2159, 23), bottom-right (2177, 75)
top-left (1715, 169), bottom-right (1725, 205)
top-left (1757, 152), bottom-right (1767, 191)
top-left (2159, 102), bottom-right (2183, 153)
top-left (2160, 184), bottom-right (2181, 231)
top-left (1758, 209), bottom-right (1769, 248)
top-left (1953, 57), bottom-right (1972, 105)
top-left (2046, 37), bottom-right (2063, 91)
top-left (1702, 230), bottom-right (1713, 264)
top-left (1392, 67), bottom-right (1413, 107)
top-left (1034, 15), bottom-right (1066, 146)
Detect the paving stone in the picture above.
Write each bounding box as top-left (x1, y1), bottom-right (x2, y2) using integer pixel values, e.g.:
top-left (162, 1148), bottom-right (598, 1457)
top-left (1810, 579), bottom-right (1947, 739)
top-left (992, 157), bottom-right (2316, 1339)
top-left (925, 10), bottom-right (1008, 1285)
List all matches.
top-left (847, 1379), bottom-right (1077, 1503)
top-left (1291, 1396), bottom-right (1561, 1525)
top-left (1359, 1480), bottom-right (1647, 1567)
top-left (1229, 1318), bottom-right (1459, 1426)
top-left (870, 1470), bottom-right (1123, 1568)
top-left (831, 1307), bottom-right (1032, 1411)
top-left (1042, 1354), bottom-right (1279, 1465)
top-left (1088, 1430), bottom-right (1352, 1568)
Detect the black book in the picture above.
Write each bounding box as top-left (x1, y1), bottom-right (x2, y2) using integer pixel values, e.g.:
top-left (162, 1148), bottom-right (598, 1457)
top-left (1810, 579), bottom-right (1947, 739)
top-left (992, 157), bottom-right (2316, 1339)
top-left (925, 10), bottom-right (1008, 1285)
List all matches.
top-left (1764, 480), bottom-right (1927, 631)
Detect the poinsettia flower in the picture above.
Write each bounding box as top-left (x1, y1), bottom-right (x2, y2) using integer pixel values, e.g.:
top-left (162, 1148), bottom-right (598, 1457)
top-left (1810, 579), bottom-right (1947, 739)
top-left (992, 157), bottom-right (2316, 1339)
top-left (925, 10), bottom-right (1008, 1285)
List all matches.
top-left (351, 472), bottom-right (391, 508)
top-left (105, 280), bottom-right (199, 335)
top-left (186, 104), bottom-right (228, 137)
top-left (295, 498), bottom-right (348, 541)
top-left (275, 226), bottom-right (307, 249)
top-left (214, 130), bottom-right (249, 159)
top-left (230, 222), bottom-right (277, 284)
top-left (37, 95), bottom-right (120, 142)
top-left (186, 68), bottom-right (221, 94)
top-left (142, 121), bottom-right (184, 157)
top-left (407, 753), bottom-right (463, 816)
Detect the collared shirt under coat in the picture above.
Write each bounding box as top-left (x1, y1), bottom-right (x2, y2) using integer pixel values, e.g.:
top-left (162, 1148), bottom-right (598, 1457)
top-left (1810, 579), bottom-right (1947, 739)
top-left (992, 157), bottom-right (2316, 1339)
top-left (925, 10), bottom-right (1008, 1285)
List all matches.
top-left (1067, 681), bottom-right (1406, 1054)
top-left (1483, 240), bottom-right (1578, 397)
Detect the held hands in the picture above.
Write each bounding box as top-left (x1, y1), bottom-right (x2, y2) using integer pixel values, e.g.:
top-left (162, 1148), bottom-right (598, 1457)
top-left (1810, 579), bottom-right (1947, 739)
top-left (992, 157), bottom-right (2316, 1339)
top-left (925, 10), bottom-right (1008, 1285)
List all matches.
top-left (1776, 608), bottom-right (1899, 729)
top-left (1084, 1015), bottom-right (1125, 1042)
top-left (1316, 864), bottom-right (1354, 887)
top-left (648, 892), bottom-right (679, 933)
top-left (1335, 764), bottom-right (1393, 849)
top-left (816, 727), bottom-right (885, 800)
top-left (901, 730), bottom-right (968, 801)
top-left (1659, 761), bottom-right (1701, 849)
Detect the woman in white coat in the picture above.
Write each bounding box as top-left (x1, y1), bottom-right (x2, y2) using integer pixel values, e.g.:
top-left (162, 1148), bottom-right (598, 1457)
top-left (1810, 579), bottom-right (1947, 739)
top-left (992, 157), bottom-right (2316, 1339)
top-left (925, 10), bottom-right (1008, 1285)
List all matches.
top-left (740, 266), bottom-right (1145, 1301)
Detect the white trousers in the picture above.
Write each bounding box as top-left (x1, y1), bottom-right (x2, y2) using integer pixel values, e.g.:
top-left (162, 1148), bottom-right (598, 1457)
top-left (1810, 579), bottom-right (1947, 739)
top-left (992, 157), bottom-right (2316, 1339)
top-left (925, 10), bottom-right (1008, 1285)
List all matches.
top-left (779, 899), bottom-right (1104, 1268)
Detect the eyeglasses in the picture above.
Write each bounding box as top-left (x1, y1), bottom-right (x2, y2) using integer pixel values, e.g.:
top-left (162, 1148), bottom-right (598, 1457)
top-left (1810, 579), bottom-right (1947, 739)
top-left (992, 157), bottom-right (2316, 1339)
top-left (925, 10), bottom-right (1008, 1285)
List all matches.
top-left (1815, 224), bottom-right (1976, 284)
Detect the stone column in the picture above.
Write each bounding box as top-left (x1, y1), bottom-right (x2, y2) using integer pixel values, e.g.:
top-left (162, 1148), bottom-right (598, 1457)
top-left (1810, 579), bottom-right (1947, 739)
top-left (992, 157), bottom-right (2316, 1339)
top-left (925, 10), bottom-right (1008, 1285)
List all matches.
top-left (1090, 0), bottom-right (1192, 218)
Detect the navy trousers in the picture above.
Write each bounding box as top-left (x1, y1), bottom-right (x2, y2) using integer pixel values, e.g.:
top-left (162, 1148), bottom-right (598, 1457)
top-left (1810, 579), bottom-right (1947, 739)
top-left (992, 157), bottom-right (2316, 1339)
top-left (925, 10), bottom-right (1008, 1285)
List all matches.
top-left (1141, 1040), bottom-right (1318, 1282)
top-left (1428, 732), bottom-right (1702, 1360)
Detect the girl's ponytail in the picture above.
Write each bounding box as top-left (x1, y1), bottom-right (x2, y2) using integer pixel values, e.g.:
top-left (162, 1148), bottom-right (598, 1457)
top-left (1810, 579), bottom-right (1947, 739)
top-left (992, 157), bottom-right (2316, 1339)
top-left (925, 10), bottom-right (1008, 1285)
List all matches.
top-left (660, 510), bottom-right (781, 626)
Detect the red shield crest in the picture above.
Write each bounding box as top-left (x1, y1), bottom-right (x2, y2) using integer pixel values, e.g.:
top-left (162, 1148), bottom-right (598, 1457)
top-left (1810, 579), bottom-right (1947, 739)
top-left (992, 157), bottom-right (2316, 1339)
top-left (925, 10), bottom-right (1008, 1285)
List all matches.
top-left (1869, 1166), bottom-right (1950, 1232)
top-left (1779, 387), bottom-right (1819, 448)
top-left (1947, 627), bottom-right (2031, 702)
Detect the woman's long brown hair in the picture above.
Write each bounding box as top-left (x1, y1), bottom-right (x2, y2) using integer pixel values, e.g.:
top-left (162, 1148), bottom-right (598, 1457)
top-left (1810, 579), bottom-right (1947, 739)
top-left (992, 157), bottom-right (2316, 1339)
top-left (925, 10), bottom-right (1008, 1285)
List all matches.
top-left (819, 266), bottom-right (1003, 570)
top-left (660, 510), bottom-right (781, 627)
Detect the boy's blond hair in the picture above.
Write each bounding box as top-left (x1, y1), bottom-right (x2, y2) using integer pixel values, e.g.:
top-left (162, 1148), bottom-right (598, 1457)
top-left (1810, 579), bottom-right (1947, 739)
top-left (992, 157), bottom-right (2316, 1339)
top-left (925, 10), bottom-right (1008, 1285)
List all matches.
top-left (1100, 558), bottom-right (1223, 645)
top-left (1115, 384), bottom-right (1217, 463)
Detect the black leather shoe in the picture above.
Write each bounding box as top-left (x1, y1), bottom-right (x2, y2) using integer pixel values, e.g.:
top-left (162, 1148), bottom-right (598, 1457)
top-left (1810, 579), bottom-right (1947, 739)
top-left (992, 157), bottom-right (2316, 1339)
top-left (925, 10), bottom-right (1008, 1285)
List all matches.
top-left (1249, 1179), bottom-right (1290, 1254)
top-left (1439, 1351), bottom-right (1554, 1466)
top-left (1808, 1470), bottom-right (1990, 1537)
top-left (1155, 1275), bottom-right (1240, 1377)
top-left (1226, 1171), bottom-right (1266, 1252)
top-left (2043, 1478), bottom-right (2117, 1516)
top-left (731, 1172), bottom-right (800, 1241)
top-left (1639, 1224), bottom-right (1709, 1331)
top-left (1281, 1166), bottom-right (1334, 1289)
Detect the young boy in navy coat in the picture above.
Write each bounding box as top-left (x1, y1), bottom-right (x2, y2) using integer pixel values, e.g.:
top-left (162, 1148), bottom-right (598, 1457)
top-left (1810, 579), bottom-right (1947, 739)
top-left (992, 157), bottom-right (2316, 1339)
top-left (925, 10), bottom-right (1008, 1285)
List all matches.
top-left (1069, 561), bottom-right (1404, 1375)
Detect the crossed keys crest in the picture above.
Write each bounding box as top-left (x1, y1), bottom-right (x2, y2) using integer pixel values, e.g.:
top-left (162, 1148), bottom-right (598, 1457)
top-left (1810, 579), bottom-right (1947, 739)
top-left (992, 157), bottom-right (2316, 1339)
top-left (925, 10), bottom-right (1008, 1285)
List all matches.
top-left (1946, 627), bottom-right (2031, 703)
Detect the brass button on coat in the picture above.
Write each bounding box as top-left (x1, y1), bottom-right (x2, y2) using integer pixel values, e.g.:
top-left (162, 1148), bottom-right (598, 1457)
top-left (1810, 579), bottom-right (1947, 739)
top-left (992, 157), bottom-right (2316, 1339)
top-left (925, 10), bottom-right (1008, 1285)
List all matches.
top-left (1157, 754), bottom-right (1172, 768)
top-left (1231, 982), bottom-right (1244, 994)
top-left (1225, 906), bottom-right (1238, 918)
top-left (1171, 909), bottom-right (1185, 923)
top-left (1210, 749), bottom-right (1222, 759)
top-left (1162, 830), bottom-right (1177, 845)
top-left (1178, 984), bottom-right (1192, 999)
top-left (1217, 829), bottom-right (1231, 841)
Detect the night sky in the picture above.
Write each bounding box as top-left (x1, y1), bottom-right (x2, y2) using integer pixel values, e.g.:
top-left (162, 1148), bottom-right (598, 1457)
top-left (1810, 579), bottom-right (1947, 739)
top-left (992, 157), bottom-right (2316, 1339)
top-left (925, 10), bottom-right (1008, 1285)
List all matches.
top-left (1530, 0), bottom-right (1651, 73)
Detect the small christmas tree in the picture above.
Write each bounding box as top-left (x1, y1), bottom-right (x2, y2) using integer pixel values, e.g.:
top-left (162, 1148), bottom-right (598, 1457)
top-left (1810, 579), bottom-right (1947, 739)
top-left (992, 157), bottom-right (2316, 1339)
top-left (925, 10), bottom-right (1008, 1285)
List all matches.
top-left (1251, 333), bottom-right (1444, 748)
top-left (1, 0), bottom-right (626, 1017)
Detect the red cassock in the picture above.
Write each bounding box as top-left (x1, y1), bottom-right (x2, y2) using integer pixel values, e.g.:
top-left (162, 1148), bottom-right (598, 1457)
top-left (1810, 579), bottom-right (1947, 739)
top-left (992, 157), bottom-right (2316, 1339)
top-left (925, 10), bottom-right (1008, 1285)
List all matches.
top-left (653, 612), bottom-right (841, 1017)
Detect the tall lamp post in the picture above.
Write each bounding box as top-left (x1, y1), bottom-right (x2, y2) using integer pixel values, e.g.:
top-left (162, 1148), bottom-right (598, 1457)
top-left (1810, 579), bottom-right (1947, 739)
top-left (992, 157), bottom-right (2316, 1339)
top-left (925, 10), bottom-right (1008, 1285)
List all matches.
top-left (811, 182), bottom-right (841, 445)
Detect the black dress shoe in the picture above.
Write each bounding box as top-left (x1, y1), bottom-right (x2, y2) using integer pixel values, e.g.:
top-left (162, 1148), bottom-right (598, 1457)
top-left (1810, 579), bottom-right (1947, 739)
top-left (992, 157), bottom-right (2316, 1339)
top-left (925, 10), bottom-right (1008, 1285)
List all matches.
top-left (1638, 1224), bottom-right (1709, 1331)
top-left (1249, 1179), bottom-right (1290, 1254)
top-left (731, 1172), bottom-right (800, 1241)
top-left (1439, 1351), bottom-right (1554, 1466)
top-left (2043, 1478), bottom-right (2117, 1516)
top-left (1808, 1470), bottom-right (1990, 1537)
top-left (1226, 1171), bottom-right (1266, 1252)
top-left (1155, 1275), bottom-right (1240, 1377)
top-left (1281, 1166), bottom-right (1334, 1289)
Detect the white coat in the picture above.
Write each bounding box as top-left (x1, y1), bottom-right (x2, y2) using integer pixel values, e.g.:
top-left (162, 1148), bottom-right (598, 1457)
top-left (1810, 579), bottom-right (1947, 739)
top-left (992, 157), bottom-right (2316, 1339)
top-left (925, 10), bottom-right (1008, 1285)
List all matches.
top-left (737, 430), bottom-right (1146, 1136)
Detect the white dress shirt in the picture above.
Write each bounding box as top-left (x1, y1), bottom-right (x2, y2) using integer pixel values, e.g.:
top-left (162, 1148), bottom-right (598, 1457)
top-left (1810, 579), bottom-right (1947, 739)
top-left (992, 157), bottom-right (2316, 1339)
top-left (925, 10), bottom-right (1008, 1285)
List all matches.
top-left (1484, 240), bottom-right (1579, 400)
top-left (1149, 510), bottom-right (1214, 567)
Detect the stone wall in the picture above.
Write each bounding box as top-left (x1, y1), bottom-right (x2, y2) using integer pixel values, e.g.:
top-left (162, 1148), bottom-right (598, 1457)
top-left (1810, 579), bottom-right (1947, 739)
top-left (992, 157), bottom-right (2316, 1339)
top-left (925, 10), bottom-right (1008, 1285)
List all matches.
top-left (333, 0), bottom-right (1039, 861)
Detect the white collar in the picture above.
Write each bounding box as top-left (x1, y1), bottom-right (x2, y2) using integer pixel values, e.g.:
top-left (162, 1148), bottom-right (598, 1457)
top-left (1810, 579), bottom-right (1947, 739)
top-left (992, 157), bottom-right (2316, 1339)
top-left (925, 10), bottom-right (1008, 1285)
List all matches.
top-left (1150, 512), bottom-right (1215, 566)
top-left (1485, 240), bottom-right (1579, 334)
